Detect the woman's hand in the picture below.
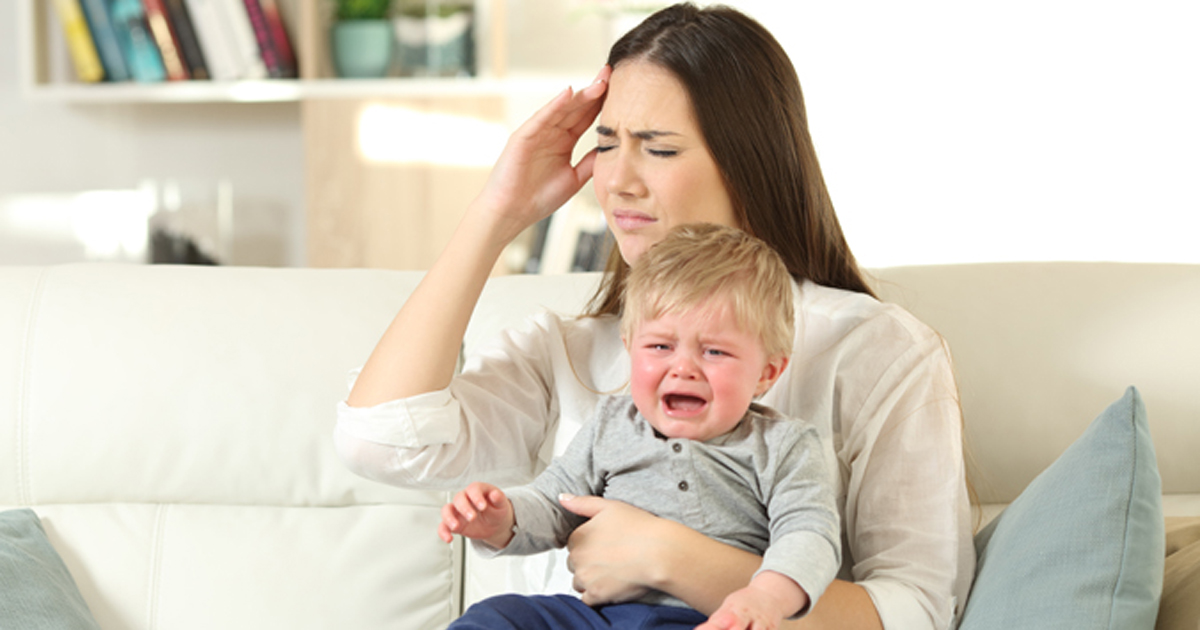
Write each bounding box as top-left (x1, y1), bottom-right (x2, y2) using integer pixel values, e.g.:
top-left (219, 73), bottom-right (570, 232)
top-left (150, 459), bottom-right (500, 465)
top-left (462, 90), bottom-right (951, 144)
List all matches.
top-left (559, 494), bottom-right (659, 605)
top-left (470, 65), bottom-right (611, 244)
top-left (560, 492), bottom-right (762, 612)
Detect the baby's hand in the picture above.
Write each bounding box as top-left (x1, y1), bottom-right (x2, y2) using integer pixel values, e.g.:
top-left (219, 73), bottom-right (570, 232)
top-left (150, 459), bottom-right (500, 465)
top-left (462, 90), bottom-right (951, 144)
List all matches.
top-left (437, 482), bottom-right (515, 549)
top-left (695, 583), bottom-right (796, 630)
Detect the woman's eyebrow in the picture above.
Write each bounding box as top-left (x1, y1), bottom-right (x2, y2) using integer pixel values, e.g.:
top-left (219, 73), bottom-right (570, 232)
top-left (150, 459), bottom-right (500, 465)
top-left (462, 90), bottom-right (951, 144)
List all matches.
top-left (596, 125), bottom-right (680, 140)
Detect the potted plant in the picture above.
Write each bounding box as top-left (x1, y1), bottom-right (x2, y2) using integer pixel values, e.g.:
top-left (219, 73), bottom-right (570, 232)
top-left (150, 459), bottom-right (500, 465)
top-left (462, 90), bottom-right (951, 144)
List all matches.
top-left (331, 0), bottom-right (394, 78)
top-left (393, 0), bottom-right (475, 77)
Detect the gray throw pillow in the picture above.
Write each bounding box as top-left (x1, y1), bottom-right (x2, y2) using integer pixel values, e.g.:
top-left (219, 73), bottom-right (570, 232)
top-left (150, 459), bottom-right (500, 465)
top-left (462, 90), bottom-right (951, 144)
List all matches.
top-left (0, 508), bottom-right (100, 630)
top-left (960, 387), bottom-right (1165, 629)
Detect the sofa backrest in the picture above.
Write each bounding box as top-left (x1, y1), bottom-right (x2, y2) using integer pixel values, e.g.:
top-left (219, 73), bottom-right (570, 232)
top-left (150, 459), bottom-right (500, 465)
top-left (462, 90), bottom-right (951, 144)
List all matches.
top-left (870, 262), bottom-right (1200, 518)
top-left (1, 265), bottom-right (458, 630)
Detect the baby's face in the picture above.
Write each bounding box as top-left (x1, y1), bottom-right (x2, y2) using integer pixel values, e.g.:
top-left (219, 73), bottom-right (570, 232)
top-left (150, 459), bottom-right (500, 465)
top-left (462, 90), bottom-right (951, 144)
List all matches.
top-left (626, 304), bottom-right (785, 442)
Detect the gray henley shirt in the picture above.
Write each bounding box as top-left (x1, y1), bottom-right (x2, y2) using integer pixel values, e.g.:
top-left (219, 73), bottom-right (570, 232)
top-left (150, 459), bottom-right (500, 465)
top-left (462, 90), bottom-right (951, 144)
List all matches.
top-left (475, 394), bottom-right (841, 613)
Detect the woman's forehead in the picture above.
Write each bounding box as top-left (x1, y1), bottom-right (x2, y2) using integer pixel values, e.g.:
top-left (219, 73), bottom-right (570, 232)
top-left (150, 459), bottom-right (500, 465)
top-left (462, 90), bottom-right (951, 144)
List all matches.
top-left (599, 61), bottom-right (697, 133)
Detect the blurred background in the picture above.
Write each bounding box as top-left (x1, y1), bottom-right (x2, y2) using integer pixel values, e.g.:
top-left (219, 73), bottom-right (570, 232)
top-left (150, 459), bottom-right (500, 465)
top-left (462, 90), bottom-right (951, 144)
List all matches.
top-left (2, 0), bottom-right (1197, 271)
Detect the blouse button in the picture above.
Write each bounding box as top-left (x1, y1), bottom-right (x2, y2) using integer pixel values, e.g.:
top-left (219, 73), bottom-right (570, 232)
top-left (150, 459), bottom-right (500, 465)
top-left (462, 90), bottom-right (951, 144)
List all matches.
top-left (678, 480), bottom-right (689, 492)
top-left (672, 443), bottom-right (682, 453)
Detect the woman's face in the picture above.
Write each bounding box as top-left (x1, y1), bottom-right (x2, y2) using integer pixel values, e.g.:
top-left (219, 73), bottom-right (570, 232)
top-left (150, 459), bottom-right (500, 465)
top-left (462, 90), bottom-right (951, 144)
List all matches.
top-left (593, 61), bottom-right (738, 265)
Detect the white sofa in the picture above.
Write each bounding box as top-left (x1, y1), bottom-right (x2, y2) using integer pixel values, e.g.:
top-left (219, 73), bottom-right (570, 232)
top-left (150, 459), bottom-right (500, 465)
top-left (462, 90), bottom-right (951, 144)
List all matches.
top-left (1, 262), bottom-right (1197, 629)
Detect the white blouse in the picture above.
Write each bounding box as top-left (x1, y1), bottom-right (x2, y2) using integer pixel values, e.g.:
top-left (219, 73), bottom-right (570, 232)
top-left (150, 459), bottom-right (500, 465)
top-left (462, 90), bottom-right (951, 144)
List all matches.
top-left (335, 280), bottom-right (975, 630)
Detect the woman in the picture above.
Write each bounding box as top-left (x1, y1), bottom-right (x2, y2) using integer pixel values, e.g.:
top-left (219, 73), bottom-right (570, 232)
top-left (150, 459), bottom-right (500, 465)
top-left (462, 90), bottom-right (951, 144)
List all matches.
top-left (337, 4), bottom-right (973, 629)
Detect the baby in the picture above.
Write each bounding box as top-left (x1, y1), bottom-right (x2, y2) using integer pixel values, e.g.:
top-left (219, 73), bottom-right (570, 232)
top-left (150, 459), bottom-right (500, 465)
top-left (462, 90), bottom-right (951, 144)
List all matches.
top-left (440, 223), bottom-right (840, 630)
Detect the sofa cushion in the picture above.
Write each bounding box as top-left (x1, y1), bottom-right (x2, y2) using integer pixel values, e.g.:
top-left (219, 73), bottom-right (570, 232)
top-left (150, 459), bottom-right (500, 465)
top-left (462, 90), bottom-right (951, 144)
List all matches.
top-left (959, 386), bottom-right (1164, 629)
top-left (0, 508), bottom-right (99, 629)
top-left (1158, 517), bottom-right (1200, 630)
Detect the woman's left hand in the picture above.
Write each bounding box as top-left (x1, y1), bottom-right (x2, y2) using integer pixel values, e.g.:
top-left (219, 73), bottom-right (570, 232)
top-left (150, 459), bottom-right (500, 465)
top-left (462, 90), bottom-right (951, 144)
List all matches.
top-left (560, 494), bottom-right (662, 606)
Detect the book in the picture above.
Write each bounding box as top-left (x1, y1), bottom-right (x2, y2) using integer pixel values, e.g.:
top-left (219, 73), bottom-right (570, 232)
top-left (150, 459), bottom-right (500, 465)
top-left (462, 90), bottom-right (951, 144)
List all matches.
top-left (242, 0), bottom-right (294, 78)
top-left (78, 0), bottom-right (130, 80)
top-left (141, 0), bottom-right (189, 80)
top-left (257, 0), bottom-right (296, 77)
top-left (106, 0), bottom-right (168, 82)
top-left (162, 0), bottom-right (210, 79)
top-left (212, 0), bottom-right (268, 79)
top-left (183, 0), bottom-right (242, 80)
top-left (51, 0), bottom-right (105, 82)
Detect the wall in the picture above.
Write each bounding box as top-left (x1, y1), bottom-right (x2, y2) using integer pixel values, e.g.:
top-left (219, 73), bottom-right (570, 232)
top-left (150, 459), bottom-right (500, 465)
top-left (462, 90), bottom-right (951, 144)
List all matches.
top-left (3, 1), bottom-right (1196, 269)
top-left (733, 0), bottom-right (1200, 266)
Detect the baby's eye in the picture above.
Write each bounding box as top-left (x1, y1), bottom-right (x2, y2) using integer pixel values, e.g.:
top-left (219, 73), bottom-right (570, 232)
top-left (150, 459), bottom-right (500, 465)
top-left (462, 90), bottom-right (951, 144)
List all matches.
top-left (649, 343), bottom-right (671, 351)
top-left (704, 348), bottom-right (728, 357)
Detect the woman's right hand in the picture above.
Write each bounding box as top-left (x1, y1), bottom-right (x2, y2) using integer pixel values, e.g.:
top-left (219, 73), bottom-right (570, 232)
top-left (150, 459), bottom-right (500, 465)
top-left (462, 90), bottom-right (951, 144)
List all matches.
top-left (470, 65), bottom-right (611, 245)
top-left (560, 494), bottom-right (760, 611)
top-left (347, 68), bottom-right (609, 409)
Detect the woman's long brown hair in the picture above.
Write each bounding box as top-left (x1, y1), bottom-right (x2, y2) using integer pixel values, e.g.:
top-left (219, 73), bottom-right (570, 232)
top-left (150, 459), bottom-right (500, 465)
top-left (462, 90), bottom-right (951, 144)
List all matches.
top-left (586, 3), bottom-right (874, 317)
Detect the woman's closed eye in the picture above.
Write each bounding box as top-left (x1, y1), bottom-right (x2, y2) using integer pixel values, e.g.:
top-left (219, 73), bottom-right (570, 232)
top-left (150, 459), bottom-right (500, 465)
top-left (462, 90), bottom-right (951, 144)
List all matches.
top-left (594, 145), bottom-right (677, 158)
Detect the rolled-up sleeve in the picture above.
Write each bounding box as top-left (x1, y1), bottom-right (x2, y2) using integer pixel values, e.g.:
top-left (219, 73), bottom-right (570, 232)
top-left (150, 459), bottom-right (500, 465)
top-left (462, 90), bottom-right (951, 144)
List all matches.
top-left (336, 386), bottom-right (464, 447)
top-left (334, 312), bottom-right (623, 491)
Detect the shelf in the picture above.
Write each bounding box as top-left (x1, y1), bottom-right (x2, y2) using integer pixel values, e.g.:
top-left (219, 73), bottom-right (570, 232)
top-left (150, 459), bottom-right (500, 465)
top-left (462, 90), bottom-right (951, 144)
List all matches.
top-left (20, 76), bottom-right (586, 104)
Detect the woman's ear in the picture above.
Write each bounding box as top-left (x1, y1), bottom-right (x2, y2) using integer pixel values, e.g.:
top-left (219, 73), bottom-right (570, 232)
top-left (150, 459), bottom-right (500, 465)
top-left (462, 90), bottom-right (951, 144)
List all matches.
top-left (755, 355), bottom-right (789, 396)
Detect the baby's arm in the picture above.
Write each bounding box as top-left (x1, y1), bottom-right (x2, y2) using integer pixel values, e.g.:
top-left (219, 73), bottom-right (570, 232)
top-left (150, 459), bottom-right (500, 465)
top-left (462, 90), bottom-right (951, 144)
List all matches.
top-left (697, 571), bottom-right (808, 630)
top-left (438, 482), bottom-right (515, 550)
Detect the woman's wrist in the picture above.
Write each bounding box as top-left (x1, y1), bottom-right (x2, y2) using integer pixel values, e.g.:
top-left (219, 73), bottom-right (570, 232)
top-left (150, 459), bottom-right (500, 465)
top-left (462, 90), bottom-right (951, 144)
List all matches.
top-left (459, 197), bottom-right (526, 258)
top-left (637, 516), bottom-right (684, 591)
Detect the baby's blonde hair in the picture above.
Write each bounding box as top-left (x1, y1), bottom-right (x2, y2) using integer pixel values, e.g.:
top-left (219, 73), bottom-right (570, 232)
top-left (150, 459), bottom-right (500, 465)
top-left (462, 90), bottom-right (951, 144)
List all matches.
top-left (621, 224), bottom-right (795, 358)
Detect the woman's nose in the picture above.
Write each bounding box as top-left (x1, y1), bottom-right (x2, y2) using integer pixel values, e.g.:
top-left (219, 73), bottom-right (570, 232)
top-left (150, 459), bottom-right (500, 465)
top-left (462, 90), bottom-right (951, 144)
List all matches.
top-left (604, 149), bottom-right (646, 198)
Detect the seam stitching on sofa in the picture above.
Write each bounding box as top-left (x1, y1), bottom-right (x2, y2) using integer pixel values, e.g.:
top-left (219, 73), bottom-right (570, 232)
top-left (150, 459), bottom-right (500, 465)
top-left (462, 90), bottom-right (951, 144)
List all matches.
top-left (451, 511), bottom-right (465, 619)
top-left (15, 268), bottom-right (48, 506)
top-left (145, 504), bottom-right (168, 630)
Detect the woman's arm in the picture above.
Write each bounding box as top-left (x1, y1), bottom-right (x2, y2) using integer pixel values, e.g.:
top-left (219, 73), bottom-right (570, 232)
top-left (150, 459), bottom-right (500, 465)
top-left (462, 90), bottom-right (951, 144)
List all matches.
top-left (346, 68), bottom-right (610, 408)
top-left (561, 496), bottom-right (882, 629)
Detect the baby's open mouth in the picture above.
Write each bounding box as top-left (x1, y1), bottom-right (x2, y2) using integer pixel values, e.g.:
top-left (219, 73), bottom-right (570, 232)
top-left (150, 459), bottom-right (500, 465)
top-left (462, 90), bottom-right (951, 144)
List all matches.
top-left (664, 394), bottom-right (707, 412)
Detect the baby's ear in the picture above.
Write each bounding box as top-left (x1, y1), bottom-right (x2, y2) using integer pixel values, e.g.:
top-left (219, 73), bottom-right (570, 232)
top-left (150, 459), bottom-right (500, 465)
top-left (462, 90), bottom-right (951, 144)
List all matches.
top-left (755, 355), bottom-right (789, 396)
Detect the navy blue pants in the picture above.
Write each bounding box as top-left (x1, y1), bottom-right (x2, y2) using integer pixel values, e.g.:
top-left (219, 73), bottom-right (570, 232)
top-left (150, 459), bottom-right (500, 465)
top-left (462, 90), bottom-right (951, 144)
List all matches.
top-left (448, 594), bottom-right (708, 630)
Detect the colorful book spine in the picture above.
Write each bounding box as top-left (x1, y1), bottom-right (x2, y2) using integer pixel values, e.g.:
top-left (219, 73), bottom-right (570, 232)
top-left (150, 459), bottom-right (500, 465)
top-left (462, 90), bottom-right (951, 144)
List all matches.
top-left (141, 0), bottom-right (189, 79)
top-left (51, 0), bottom-right (105, 82)
top-left (162, 0), bottom-right (210, 79)
top-left (241, 0), bottom-right (282, 77)
top-left (106, 0), bottom-right (168, 82)
top-left (78, 0), bottom-right (130, 81)
top-left (212, 0), bottom-right (268, 79)
top-left (257, 0), bottom-right (296, 77)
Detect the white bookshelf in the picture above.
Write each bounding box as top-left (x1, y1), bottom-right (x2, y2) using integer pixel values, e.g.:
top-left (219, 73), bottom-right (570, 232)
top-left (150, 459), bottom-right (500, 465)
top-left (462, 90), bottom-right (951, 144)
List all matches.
top-left (18, 0), bottom-right (517, 104)
top-left (19, 0), bottom-right (611, 272)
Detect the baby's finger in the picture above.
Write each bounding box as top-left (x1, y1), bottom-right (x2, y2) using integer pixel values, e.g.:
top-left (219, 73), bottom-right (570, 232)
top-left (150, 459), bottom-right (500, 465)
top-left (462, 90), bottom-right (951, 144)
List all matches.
top-left (485, 486), bottom-right (507, 509)
top-left (464, 484), bottom-right (491, 512)
top-left (441, 503), bottom-right (463, 532)
top-left (452, 491), bottom-right (478, 522)
top-left (437, 522), bottom-right (454, 544)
